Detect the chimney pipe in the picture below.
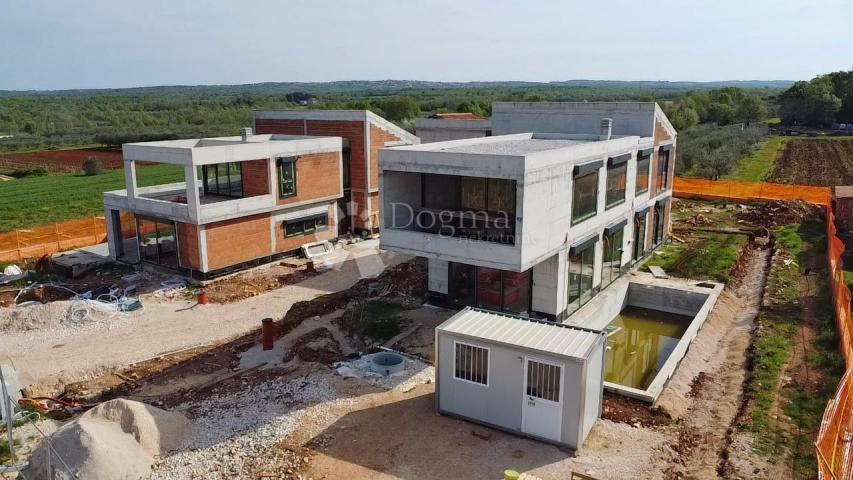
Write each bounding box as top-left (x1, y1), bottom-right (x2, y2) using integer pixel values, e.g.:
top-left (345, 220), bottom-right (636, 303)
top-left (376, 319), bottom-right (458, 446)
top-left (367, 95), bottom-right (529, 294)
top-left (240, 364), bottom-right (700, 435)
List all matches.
top-left (241, 127), bottom-right (252, 142)
top-left (600, 118), bottom-right (613, 141)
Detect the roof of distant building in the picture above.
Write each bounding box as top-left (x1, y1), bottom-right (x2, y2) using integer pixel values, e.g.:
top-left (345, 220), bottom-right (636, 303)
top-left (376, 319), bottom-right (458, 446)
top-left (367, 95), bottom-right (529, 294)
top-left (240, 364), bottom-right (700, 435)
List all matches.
top-left (429, 112), bottom-right (485, 120)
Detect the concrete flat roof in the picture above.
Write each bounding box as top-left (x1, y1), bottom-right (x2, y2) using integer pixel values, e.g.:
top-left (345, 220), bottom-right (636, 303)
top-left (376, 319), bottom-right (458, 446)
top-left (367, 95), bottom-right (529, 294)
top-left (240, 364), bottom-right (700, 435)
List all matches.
top-left (437, 307), bottom-right (602, 360)
top-left (122, 134), bottom-right (342, 166)
top-left (440, 138), bottom-right (588, 155)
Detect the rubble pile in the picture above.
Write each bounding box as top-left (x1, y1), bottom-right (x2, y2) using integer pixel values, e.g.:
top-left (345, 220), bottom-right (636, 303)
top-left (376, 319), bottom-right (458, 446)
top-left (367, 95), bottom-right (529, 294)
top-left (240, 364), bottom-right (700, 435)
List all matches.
top-left (149, 374), bottom-right (355, 480)
top-left (735, 200), bottom-right (823, 228)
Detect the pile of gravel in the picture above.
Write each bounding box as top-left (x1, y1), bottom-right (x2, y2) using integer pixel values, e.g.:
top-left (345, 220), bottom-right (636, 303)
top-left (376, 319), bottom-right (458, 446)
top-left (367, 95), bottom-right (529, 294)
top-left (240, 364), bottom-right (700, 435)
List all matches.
top-left (149, 374), bottom-right (355, 480)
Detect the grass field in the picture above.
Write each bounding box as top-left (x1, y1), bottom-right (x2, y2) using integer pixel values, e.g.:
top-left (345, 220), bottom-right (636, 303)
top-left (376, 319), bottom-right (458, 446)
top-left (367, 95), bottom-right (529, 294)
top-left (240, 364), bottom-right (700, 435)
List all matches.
top-left (0, 164), bottom-right (184, 232)
top-left (724, 136), bottom-right (787, 182)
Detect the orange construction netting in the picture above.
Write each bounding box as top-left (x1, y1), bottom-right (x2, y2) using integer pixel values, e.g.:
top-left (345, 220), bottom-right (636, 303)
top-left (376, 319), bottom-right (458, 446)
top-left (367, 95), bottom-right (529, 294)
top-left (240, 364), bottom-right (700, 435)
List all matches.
top-left (817, 205), bottom-right (853, 480)
top-left (0, 212), bottom-right (138, 263)
top-left (674, 177), bottom-right (832, 206)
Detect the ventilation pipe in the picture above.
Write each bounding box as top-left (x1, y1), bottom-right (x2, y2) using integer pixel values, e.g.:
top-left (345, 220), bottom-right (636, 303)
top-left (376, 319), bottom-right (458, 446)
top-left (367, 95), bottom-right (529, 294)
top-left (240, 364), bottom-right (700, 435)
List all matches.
top-left (600, 118), bottom-right (613, 141)
top-left (241, 127), bottom-right (252, 142)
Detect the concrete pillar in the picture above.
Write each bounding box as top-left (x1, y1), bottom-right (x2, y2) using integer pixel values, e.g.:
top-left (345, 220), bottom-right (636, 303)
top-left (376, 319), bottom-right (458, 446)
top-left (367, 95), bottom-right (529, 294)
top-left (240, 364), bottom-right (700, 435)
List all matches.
top-left (532, 252), bottom-right (562, 316)
top-left (184, 165), bottom-right (201, 222)
top-left (428, 258), bottom-right (449, 294)
top-left (104, 208), bottom-right (118, 259)
top-left (124, 160), bottom-right (138, 207)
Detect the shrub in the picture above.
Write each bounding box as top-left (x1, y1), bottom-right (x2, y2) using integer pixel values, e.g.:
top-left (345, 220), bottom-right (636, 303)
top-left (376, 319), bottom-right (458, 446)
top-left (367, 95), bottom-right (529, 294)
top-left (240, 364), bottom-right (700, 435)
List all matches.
top-left (8, 167), bottom-right (48, 178)
top-left (82, 156), bottom-right (103, 176)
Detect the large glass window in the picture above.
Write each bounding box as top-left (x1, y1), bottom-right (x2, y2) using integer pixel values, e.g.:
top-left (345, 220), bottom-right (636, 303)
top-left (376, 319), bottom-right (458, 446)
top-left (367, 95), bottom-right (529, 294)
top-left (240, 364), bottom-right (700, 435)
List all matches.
top-left (278, 157), bottom-right (297, 198)
top-left (137, 217), bottom-right (178, 268)
top-left (572, 170), bottom-right (598, 224)
top-left (656, 149), bottom-right (670, 193)
top-left (567, 240), bottom-right (596, 316)
top-left (633, 211), bottom-right (647, 261)
top-left (601, 227), bottom-right (624, 287)
top-left (653, 202), bottom-right (666, 245)
top-left (284, 214), bottom-right (328, 238)
top-left (460, 177), bottom-right (487, 211)
top-left (449, 263), bottom-right (531, 314)
top-left (203, 162), bottom-right (243, 198)
top-left (605, 160), bottom-right (627, 208)
top-left (636, 155), bottom-right (651, 196)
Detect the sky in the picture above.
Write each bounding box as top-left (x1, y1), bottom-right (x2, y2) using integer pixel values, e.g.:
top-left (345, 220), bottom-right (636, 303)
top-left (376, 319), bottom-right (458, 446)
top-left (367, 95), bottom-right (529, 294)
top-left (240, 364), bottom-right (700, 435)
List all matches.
top-left (2, 0), bottom-right (852, 91)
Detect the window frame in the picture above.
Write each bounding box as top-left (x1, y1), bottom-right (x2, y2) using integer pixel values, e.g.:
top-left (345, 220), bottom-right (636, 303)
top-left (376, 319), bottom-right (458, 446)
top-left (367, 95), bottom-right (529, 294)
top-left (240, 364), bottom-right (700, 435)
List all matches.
top-left (202, 162), bottom-right (244, 198)
top-left (453, 341), bottom-right (490, 387)
top-left (277, 156), bottom-right (297, 199)
top-left (566, 238), bottom-right (597, 316)
top-left (605, 155), bottom-right (628, 209)
top-left (635, 154), bottom-right (651, 196)
top-left (571, 169), bottom-right (599, 225)
top-left (656, 147), bottom-right (670, 193)
top-left (283, 213), bottom-right (329, 238)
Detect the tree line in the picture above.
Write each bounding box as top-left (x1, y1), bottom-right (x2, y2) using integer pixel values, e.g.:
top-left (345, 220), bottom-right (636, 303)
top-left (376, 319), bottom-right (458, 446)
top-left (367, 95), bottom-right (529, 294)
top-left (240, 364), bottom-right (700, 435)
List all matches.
top-left (778, 70), bottom-right (853, 126)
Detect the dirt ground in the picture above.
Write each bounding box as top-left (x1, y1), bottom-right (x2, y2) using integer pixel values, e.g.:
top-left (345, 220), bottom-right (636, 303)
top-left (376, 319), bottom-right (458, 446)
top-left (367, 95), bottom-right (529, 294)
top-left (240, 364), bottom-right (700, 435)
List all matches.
top-left (0, 148), bottom-right (124, 173)
top-left (200, 258), bottom-right (316, 303)
top-left (0, 239), bottom-right (408, 390)
top-left (766, 139), bottom-right (853, 186)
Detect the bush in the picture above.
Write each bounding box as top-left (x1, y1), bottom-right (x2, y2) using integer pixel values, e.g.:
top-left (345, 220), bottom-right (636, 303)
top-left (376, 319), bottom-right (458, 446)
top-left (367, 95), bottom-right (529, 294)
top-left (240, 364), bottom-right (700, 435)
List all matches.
top-left (82, 156), bottom-right (103, 176)
top-left (8, 167), bottom-right (48, 178)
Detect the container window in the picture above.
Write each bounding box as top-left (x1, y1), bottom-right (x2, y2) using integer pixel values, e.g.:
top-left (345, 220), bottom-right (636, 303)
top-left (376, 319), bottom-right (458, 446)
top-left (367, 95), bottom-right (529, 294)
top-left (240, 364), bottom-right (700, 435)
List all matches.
top-left (454, 342), bottom-right (488, 385)
top-left (527, 360), bottom-right (561, 403)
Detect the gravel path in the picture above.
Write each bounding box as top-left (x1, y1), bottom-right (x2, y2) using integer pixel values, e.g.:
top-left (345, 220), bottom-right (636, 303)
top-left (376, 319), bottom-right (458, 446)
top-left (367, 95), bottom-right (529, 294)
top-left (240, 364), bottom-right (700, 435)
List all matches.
top-left (0, 240), bottom-right (407, 388)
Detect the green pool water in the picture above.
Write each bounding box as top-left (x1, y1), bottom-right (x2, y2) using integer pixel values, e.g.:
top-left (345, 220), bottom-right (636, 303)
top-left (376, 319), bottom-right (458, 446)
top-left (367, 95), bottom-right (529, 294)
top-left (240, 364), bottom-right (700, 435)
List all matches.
top-left (604, 305), bottom-right (693, 390)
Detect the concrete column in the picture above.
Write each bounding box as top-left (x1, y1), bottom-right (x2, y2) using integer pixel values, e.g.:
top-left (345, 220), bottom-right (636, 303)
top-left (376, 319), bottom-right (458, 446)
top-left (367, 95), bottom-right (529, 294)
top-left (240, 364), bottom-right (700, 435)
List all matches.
top-left (124, 160), bottom-right (137, 207)
top-left (104, 207), bottom-right (118, 259)
top-left (428, 258), bottom-right (449, 294)
top-left (184, 165), bottom-right (201, 222)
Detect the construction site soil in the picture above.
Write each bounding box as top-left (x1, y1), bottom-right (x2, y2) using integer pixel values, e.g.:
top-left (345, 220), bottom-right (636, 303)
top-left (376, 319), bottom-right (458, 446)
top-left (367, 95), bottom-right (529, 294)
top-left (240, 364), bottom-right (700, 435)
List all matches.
top-left (767, 139), bottom-right (853, 186)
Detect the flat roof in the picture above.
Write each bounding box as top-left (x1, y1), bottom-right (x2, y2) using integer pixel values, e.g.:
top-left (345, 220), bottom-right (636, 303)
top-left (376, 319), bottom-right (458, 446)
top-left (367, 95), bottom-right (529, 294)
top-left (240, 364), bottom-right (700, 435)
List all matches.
top-left (437, 307), bottom-right (602, 360)
top-left (440, 138), bottom-right (588, 155)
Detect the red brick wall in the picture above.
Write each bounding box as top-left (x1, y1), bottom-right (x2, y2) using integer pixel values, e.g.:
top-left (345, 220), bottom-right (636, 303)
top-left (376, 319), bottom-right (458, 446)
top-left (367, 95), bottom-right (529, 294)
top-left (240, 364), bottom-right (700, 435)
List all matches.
top-left (275, 152), bottom-right (341, 206)
top-left (241, 159), bottom-right (269, 197)
top-left (255, 119), bottom-right (305, 135)
top-left (176, 223), bottom-right (200, 270)
top-left (256, 119), bottom-right (366, 191)
top-left (273, 204), bottom-right (336, 253)
top-left (204, 213), bottom-right (272, 271)
top-left (369, 124), bottom-right (404, 190)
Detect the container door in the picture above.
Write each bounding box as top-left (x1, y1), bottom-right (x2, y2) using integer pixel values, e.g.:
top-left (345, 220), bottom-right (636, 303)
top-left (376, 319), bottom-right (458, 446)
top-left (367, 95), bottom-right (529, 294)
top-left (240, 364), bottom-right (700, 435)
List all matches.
top-left (522, 357), bottom-right (563, 442)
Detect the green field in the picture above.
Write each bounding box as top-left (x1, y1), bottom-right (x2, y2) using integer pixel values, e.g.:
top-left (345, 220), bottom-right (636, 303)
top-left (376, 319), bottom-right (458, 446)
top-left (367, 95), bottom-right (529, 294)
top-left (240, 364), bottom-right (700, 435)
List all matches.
top-left (0, 164), bottom-right (184, 232)
top-left (724, 136), bottom-right (787, 182)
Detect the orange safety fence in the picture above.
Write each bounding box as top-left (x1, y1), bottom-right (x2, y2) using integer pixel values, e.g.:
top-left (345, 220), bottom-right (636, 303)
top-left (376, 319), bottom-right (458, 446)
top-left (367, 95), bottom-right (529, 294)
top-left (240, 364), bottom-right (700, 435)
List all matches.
top-left (817, 204), bottom-right (853, 480)
top-left (673, 177), bottom-right (832, 206)
top-left (0, 212), bottom-right (138, 263)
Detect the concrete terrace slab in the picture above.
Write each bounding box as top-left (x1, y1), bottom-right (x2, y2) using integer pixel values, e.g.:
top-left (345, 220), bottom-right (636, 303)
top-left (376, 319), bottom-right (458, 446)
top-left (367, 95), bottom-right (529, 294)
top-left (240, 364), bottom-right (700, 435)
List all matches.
top-left (439, 138), bottom-right (588, 155)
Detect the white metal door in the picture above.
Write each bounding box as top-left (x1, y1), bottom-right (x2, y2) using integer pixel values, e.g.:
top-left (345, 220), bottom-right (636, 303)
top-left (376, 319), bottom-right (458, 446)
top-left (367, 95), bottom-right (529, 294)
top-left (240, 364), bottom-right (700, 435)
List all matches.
top-left (522, 357), bottom-right (563, 441)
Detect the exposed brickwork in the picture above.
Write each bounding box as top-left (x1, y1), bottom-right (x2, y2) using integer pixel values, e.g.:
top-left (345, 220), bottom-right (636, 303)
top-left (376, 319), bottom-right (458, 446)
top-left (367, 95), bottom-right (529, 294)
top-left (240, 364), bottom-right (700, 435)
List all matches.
top-left (275, 152), bottom-right (341, 206)
top-left (273, 204), bottom-right (337, 253)
top-left (304, 120), bottom-right (367, 190)
top-left (176, 222), bottom-right (200, 270)
top-left (255, 119), bottom-right (305, 135)
top-left (241, 159), bottom-right (270, 197)
top-left (369, 124), bottom-right (405, 190)
top-left (204, 213), bottom-right (272, 271)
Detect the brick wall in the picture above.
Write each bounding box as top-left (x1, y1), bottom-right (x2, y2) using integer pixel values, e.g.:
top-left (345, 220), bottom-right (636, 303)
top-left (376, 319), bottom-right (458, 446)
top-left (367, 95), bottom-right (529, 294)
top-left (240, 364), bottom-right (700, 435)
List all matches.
top-left (369, 124), bottom-right (404, 190)
top-left (176, 223), bottom-right (200, 270)
top-left (241, 159), bottom-right (270, 197)
top-left (255, 119), bottom-right (305, 135)
top-left (273, 204), bottom-right (336, 253)
top-left (204, 213), bottom-right (272, 271)
top-left (275, 152), bottom-right (341, 206)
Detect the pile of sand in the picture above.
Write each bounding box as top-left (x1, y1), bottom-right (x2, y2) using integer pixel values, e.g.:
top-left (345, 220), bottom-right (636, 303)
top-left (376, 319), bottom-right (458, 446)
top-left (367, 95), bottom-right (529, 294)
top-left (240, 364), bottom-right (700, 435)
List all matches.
top-left (22, 398), bottom-right (195, 480)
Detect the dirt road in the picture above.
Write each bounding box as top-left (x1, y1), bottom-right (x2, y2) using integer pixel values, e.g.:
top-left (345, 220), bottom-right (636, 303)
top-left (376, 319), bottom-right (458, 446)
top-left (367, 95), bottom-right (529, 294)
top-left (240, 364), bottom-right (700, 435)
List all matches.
top-left (0, 240), bottom-right (408, 388)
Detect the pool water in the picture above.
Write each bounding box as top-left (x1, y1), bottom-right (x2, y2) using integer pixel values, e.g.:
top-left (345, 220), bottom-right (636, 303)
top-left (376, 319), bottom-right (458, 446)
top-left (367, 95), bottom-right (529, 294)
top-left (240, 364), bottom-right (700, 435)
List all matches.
top-left (604, 306), bottom-right (692, 390)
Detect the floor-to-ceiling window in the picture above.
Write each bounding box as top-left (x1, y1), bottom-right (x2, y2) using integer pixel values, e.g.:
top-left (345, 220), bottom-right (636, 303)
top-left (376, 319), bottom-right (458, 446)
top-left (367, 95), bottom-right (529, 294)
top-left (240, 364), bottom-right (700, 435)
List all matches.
top-left (601, 224), bottom-right (625, 287)
top-left (203, 162), bottom-right (243, 198)
top-left (572, 162), bottom-right (601, 225)
top-left (567, 237), bottom-right (597, 316)
top-left (137, 217), bottom-right (178, 268)
top-left (653, 202), bottom-right (666, 245)
top-left (605, 155), bottom-right (628, 209)
top-left (633, 210), bottom-right (648, 261)
top-left (656, 147), bottom-right (671, 194)
top-left (448, 262), bottom-right (531, 314)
